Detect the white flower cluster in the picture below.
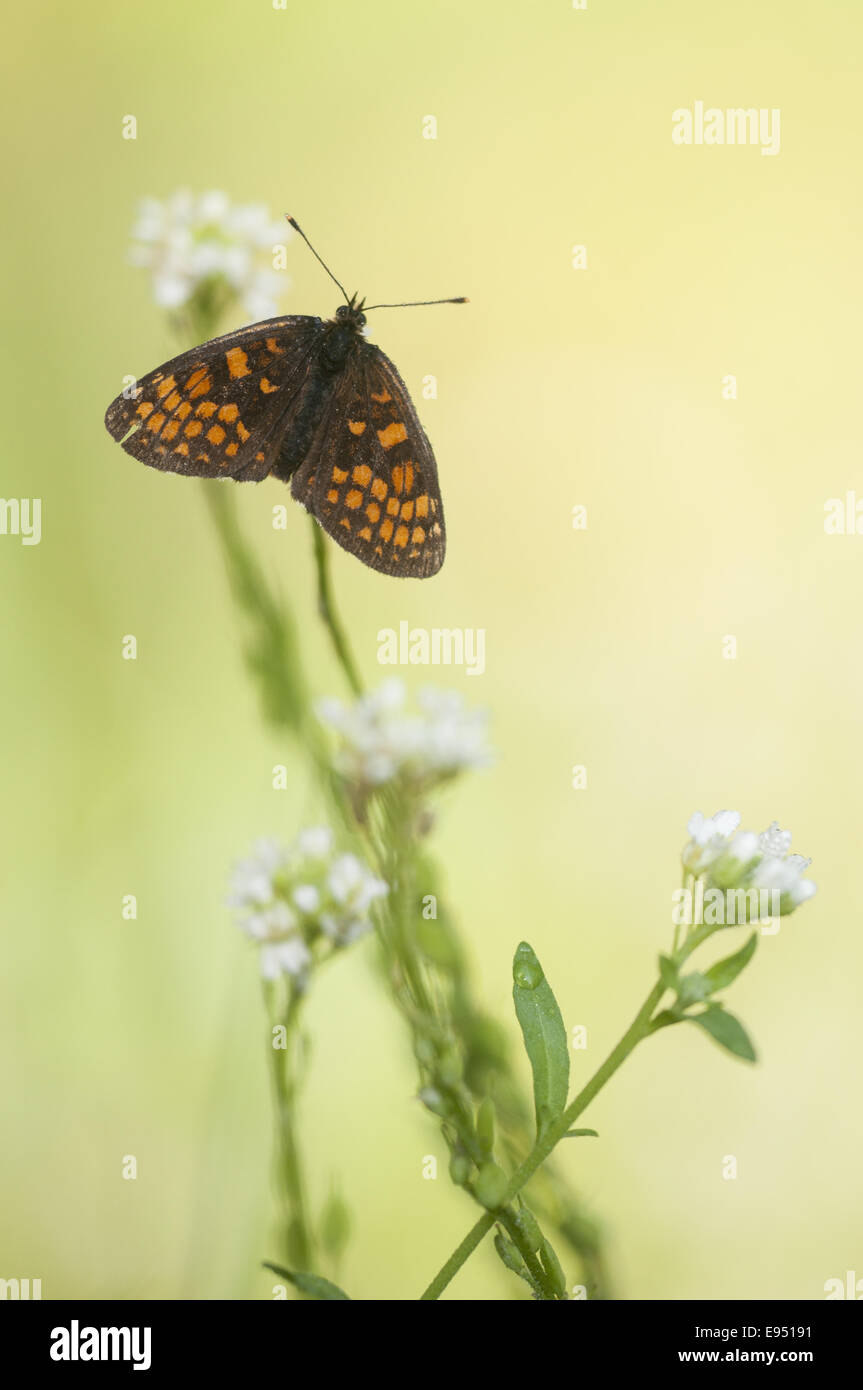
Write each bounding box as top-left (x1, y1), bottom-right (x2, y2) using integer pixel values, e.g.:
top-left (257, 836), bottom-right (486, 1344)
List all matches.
top-left (227, 827), bottom-right (387, 981)
top-left (682, 810), bottom-right (816, 915)
top-left (129, 190), bottom-right (289, 321)
top-left (316, 679), bottom-right (492, 791)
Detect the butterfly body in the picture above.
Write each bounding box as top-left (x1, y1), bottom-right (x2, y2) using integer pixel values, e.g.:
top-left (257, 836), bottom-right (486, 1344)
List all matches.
top-left (105, 292), bottom-right (446, 577)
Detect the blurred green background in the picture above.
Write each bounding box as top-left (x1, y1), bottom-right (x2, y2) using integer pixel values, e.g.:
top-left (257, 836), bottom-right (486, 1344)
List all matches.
top-left (2, 0), bottom-right (861, 1300)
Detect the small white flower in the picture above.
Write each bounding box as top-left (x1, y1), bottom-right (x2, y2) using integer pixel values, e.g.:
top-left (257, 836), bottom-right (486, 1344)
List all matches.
top-left (295, 826), bottom-right (334, 859)
top-left (229, 827), bottom-right (388, 976)
top-left (316, 680), bottom-right (493, 793)
top-left (129, 189), bottom-right (291, 322)
top-left (682, 810), bottom-right (741, 873)
top-left (682, 810), bottom-right (816, 917)
top-left (293, 884), bottom-right (320, 914)
top-left (260, 938), bottom-right (312, 983)
top-left (328, 854), bottom-right (388, 914)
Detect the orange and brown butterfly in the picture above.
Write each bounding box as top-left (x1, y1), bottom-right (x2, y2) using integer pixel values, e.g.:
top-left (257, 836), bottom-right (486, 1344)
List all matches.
top-left (104, 218), bottom-right (467, 578)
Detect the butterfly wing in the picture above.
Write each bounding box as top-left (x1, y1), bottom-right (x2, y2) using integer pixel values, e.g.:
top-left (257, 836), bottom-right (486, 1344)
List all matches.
top-left (292, 341), bottom-right (445, 578)
top-left (104, 316), bottom-right (324, 481)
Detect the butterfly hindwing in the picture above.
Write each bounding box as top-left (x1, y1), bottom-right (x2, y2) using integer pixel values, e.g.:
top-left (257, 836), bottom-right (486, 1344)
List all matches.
top-left (104, 316), bottom-right (323, 480)
top-left (292, 342), bottom-right (445, 578)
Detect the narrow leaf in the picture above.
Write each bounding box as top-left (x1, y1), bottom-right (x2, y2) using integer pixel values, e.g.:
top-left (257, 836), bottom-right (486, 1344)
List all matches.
top-left (703, 932), bottom-right (758, 993)
top-left (564, 1128), bottom-right (599, 1139)
top-left (512, 941), bottom-right (570, 1138)
top-left (648, 1009), bottom-right (683, 1032)
top-left (688, 1007), bottom-right (757, 1063)
top-left (262, 1261), bottom-right (351, 1300)
top-left (658, 953), bottom-right (679, 990)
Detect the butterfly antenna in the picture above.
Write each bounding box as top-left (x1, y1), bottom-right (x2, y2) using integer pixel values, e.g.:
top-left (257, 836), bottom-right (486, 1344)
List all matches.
top-left (362, 296), bottom-right (469, 311)
top-left (286, 216), bottom-right (351, 305)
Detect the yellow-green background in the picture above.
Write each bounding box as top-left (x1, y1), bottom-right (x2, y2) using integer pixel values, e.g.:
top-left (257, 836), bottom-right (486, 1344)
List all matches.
top-left (2, 0), bottom-right (860, 1300)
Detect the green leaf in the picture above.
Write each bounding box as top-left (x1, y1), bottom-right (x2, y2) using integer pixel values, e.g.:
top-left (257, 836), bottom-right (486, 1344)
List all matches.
top-left (703, 931), bottom-right (758, 993)
top-left (688, 1007), bottom-right (757, 1063)
top-left (658, 953), bottom-right (679, 990)
top-left (648, 1008), bottom-right (683, 1032)
top-left (564, 1128), bottom-right (599, 1139)
top-left (512, 942), bottom-right (570, 1138)
top-left (262, 1262), bottom-right (351, 1300)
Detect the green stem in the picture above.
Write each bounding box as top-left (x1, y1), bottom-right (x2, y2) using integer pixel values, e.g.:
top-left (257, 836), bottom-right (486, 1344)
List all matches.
top-left (266, 982), bottom-right (314, 1270)
top-left (311, 520), bottom-right (363, 696)
top-left (420, 976), bottom-right (667, 1300)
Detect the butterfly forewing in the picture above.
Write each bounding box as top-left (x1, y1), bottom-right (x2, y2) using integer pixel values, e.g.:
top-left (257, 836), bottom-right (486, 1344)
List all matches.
top-left (104, 316), bottom-right (323, 480)
top-left (292, 343), bottom-right (445, 578)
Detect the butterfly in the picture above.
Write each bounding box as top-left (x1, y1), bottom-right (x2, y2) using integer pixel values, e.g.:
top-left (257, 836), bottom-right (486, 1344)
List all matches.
top-left (104, 218), bottom-right (466, 578)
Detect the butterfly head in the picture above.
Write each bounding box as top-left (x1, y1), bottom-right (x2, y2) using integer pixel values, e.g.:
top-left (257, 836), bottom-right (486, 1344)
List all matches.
top-left (333, 296), bottom-right (367, 332)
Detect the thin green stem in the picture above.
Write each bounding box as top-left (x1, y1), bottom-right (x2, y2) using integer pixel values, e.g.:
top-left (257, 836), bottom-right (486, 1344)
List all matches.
top-left (266, 982), bottom-right (314, 1270)
top-left (311, 520), bottom-right (363, 696)
top-left (420, 976), bottom-right (667, 1300)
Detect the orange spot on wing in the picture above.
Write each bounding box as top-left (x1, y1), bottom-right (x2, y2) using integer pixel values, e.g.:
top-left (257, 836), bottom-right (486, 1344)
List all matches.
top-left (377, 422), bottom-right (407, 450)
top-left (260, 376), bottom-right (278, 393)
top-left (394, 525), bottom-right (410, 548)
top-left (255, 451), bottom-right (266, 462)
top-left (404, 462), bottom-right (415, 492)
top-left (136, 401), bottom-right (154, 419)
top-left (184, 420), bottom-right (203, 437)
top-left (174, 442), bottom-right (189, 456)
top-left (371, 477), bottom-right (387, 501)
top-left (266, 337), bottom-right (286, 354)
top-left (189, 376), bottom-right (212, 399)
top-left (366, 502), bottom-right (381, 523)
top-left (219, 404), bottom-right (239, 422)
top-left (156, 375), bottom-right (177, 398)
top-left (196, 400), bottom-right (218, 418)
top-left (391, 464), bottom-right (404, 493)
top-left (386, 497), bottom-right (399, 516)
top-left (371, 388), bottom-right (391, 403)
top-left (164, 391), bottom-right (181, 412)
top-left (339, 517), bottom-right (351, 531)
top-left (327, 488), bottom-right (339, 504)
top-left (332, 466), bottom-right (348, 483)
top-left (207, 425), bottom-right (226, 445)
top-left (415, 494), bottom-right (429, 518)
top-left (184, 367), bottom-right (208, 390)
top-left (236, 423), bottom-right (250, 442)
top-left (411, 526), bottom-right (426, 544)
top-left (347, 419), bottom-right (366, 435)
top-left (146, 412), bottom-right (165, 432)
top-left (352, 464), bottom-right (372, 487)
top-left (226, 347), bottom-right (250, 379)
top-left (345, 489), bottom-right (363, 509)
top-left (401, 500), bottom-right (414, 520)
top-left (226, 442), bottom-right (239, 458)
top-left (162, 420), bottom-right (180, 442)
top-left (359, 526), bottom-right (373, 540)
top-left (380, 519), bottom-right (394, 542)
top-left (176, 402), bottom-right (192, 420)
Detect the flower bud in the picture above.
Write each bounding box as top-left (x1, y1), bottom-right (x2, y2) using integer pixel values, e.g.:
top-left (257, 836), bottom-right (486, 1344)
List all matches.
top-left (448, 1152), bottom-right (472, 1187)
top-left (476, 1098), bottom-right (496, 1157)
top-left (539, 1237), bottom-right (567, 1297)
top-left (473, 1161), bottom-right (509, 1210)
